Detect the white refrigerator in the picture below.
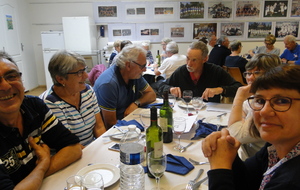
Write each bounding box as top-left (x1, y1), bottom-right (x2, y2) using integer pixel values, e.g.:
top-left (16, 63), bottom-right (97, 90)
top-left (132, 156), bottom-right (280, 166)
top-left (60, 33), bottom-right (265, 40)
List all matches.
top-left (41, 31), bottom-right (65, 89)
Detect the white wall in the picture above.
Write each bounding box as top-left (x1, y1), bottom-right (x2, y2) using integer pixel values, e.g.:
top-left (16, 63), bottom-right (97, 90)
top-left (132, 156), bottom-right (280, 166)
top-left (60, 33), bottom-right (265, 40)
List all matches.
top-left (23, 0), bottom-right (290, 89)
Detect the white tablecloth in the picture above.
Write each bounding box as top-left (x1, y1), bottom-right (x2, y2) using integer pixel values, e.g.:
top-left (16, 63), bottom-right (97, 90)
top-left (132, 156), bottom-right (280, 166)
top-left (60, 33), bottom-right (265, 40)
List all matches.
top-left (40, 100), bottom-right (232, 190)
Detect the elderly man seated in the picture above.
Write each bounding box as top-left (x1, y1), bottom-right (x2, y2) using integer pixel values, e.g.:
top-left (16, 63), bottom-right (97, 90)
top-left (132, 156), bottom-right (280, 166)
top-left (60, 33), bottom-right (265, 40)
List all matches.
top-left (93, 44), bottom-right (156, 129)
top-left (158, 41), bottom-right (241, 103)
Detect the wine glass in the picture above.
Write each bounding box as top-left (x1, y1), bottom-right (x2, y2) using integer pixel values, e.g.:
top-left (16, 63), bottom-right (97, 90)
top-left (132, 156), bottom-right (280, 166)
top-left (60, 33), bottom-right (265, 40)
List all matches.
top-left (172, 117), bottom-right (186, 152)
top-left (191, 97), bottom-right (204, 114)
top-left (182, 90), bottom-right (193, 114)
top-left (168, 93), bottom-right (176, 108)
top-left (147, 152), bottom-right (167, 190)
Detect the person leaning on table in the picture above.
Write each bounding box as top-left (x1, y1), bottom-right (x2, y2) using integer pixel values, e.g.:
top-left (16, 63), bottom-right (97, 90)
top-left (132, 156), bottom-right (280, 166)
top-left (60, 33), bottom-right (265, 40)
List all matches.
top-left (0, 51), bottom-right (82, 190)
top-left (248, 34), bottom-right (280, 58)
top-left (40, 50), bottom-right (106, 147)
top-left (93, 44), bottom-right (156, 130)
top-left (227, 53), bottom-right (281, 160)
top-left (158, 41), bottom-right (242, 103)
top-left (280, 35), bottom-right (300, 65)
top-left (202, 65), bottom-right (300, 190)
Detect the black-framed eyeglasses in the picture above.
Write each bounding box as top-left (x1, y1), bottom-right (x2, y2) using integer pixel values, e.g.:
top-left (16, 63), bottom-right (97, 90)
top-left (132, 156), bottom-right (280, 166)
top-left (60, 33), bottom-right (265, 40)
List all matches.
top-left (67, 66), bottom-right (88, 77)
top-left (131, 61), bottom-right (146, 70)
top-left (0, 71), bottom-right (22, 83)
top-left (243, 71), bottom-right (264, 78)
top-left (247, 96), bottom-right (300, 112)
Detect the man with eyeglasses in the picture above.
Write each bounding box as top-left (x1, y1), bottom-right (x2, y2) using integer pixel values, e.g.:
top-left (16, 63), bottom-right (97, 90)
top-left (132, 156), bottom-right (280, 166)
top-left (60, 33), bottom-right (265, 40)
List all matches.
top-left (93, 44), bottom-right (156, 129)
top-left (0, 51), bottom-right (82, 189)
top-left (280, 35), bottom-right (300, 65)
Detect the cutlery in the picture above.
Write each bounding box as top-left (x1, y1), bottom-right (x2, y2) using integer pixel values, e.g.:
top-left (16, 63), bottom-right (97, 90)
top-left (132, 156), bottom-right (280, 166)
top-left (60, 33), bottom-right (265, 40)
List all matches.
top-left (180, 142), bottom-right (194, 153)
top-left (193, 176), bottom-right (208, 189)
top-left (189, 158), bottom-right (209, 165)
top-left (102, 133), bottom-right (124, 138)
top-left (185, 169), bottom-right (204, 190)
top-left (216, 112), bottom-right (227, 118)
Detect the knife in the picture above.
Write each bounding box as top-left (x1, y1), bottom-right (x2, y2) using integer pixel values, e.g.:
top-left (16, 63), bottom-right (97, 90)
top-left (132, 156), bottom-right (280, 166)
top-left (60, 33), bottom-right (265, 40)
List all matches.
top-left (193, 176), bottom-right (208, 189)
top-left (102, 133), bottom-right (124, 138)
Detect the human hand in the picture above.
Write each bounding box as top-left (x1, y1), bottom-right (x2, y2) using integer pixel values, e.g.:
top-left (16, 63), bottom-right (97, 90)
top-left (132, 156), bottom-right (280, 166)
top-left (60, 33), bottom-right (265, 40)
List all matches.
top-left (28, 137), bottom-right (50, 168)
top-left (124, 103), bottom-right (138, 117)
top-left (170, 87), bottom-right (182, 98)
top-left (207, 129), bottom-right (240, 170)
top-left (202, 87), bottom-right (223, 101)
top-left (281, 58), bottom-right (288, 64)
top-left (235, 85), bottom-right (253, 101)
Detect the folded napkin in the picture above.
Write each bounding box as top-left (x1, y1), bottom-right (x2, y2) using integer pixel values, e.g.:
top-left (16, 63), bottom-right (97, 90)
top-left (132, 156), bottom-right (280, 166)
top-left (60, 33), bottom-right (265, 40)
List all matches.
top-left (140, 103), bottom-right (163, 109)
top-left (115, 119), bottom-right (144, 132)
top-left (191, 119), bottom-right (226, 140)
top-left (166, 154), bottom-right (194, 175)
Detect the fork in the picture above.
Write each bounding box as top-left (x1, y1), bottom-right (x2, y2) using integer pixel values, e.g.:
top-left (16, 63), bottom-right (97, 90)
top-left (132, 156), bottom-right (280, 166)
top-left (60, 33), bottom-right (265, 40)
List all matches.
top-left (185, 169), bottom-right (204, 190)
top-left (189, 158), bottom-right (209, 165)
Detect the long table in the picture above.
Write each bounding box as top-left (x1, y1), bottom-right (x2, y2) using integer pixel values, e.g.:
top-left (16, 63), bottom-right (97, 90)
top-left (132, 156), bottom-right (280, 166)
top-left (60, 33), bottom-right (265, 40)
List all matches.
top-left (40, 100), bottom-right (231, 190)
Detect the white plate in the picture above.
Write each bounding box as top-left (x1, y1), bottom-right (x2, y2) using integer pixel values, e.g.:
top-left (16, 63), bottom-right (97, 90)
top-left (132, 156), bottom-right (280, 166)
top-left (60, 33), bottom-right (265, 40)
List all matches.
top-left (77, 163), bottom-right (120, 188)
top-left (171, 183), bottom-right (208, 190)
top-left (205, 115), bottom-right (228, 126)
top-left (109, 126), bottom-right (141, 140)
top-left (177, 100), bottom-right (206, 110)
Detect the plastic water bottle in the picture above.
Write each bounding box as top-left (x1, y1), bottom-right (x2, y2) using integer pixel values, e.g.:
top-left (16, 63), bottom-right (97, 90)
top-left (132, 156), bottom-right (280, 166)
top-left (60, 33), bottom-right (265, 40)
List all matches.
top-left (120, 125), bottom-right (145, 190)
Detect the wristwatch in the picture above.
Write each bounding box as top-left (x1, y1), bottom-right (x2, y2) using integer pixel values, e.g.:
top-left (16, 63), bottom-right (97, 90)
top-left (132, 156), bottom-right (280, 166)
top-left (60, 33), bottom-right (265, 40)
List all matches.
top-left (134, 99), bottom-right (141, 107)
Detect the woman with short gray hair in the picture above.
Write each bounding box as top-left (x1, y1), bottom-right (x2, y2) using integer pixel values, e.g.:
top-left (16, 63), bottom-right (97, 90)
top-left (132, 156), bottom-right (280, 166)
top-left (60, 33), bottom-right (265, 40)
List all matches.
top-left (248, 34), bottom-right (280, 57)
top-left (40, 50), bottom-right (106, 147)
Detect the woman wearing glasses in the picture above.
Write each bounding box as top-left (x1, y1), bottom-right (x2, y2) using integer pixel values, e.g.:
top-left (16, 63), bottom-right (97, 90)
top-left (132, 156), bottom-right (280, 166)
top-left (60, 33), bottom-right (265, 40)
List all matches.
top-left (248, 34), bottom-right (280, 58)
top-left (227, 53), bottom-right (281, 159)
top-left (40, 50), bottom-right (106, 147)
top-left (202, 65), bottom-right (300, 189)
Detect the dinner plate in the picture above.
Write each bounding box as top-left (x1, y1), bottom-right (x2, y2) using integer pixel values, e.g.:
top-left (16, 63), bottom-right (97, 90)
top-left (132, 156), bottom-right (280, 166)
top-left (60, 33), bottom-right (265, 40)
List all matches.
top-left (170, 182), bottom-right (208, 190)
top-left (177, 100), bottom-right (206, 110)
top-left (109, 126), bottom-right (141, 140)
top-left (205, 115), bottom-right (228, 126)
top-left (77, 163), bottom-right (120, 188)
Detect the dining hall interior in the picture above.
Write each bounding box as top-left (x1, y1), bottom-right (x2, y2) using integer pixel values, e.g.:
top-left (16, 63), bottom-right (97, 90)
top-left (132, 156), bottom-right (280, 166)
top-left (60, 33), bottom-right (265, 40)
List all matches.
top-left (1, 0), bottom-right (300, 189)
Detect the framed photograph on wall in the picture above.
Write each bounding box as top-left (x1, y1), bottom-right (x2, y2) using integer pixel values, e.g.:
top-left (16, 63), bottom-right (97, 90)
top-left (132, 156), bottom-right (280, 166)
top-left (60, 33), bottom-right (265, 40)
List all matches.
top-left (136, 23), bottom-right (164, 42)
top-left (149, 2), bottom-right (178, 21)
top-left (235, 1), bottom-right (261, 19)
top-left (107, 23), bottom-right (136, 42)
top-left (247, 22), bottom-right (273, 39)
top-left (291, 0), bottom-right (300, 17)
top-left (207, 1), bottom-right (233, 19)
top-left (275, 21), bottom-right (299, 38)
top-left (164, 22), bottom-right (193, 42)
top-left (179, 2), bottom-right (204, 19)
top-left (93, 2), bottom-right (122, 23)
top-left (123, 2), bottom-right (150, 22)
top-left (193, 23), bottom-right (217, 40)
top-left (263, 0), bottom-right (288, 18)
top-left (220, 22), bottom-right (245, 39)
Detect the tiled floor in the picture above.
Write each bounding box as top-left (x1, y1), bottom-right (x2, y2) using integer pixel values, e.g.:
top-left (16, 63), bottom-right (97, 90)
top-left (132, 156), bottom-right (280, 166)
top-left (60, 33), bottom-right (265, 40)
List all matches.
top-left (25, 86), bottom-right (47, 96)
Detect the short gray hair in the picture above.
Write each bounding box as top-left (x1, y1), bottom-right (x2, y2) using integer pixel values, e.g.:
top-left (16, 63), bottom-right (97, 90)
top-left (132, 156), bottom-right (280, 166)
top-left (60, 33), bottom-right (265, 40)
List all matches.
top-left (216, 35), bottom-right (228, 45)
top-left (166, 41), bottom-right (178, 54)
top-left (0, 51), bottom-right (17, 66)
top-left (48, 50), bottom-right (86, 86)
top-left (115, 44), bottom-right (147, 69)
top-left (189, 41), bottom-right (208, 58)
top-left (229, 40), bottom-right (242, 51)
top-left (284, 35), bottom-right (296, 43)
top-left (245, 53), bottom-right (281, 71)
top-left (161, 37), bottom-right (173, 44)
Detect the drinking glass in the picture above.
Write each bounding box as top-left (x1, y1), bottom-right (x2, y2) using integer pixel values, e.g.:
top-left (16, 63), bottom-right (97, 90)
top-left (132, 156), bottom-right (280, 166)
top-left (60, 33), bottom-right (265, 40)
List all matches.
top-left (182, 90), bottom-right (193, 114)
top-left (147, 152), bottom-right (167, 190)
top-left (82, 172), bottom-right (104, 190)
top-left (65, 175), bottom-right (83, 190)
top-left (168, 93), bottom-right (176, 108)
top-left (191, 97), bottom-right (204, 114)
top-left (172, 117), bottom-right (186, 151)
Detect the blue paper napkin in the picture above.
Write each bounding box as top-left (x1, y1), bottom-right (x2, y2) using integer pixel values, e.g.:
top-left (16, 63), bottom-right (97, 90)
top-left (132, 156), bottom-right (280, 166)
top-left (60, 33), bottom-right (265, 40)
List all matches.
top-left (115, 119), bottom-right (145, 132)
top-left (140, 103), bottom-right (164, 109)
top-left (166, 154), bottom-right (194, 175)
top-left (191, 119), bottom-right (226, 140)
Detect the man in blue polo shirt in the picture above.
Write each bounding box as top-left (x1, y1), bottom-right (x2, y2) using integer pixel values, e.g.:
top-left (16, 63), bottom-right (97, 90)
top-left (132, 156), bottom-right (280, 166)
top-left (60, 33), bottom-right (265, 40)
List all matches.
top-left (94, 44), bottom-right (156, 129)
top-left (0, 51), bottom-right (82, 190)
top-left (280, 35), bottom-right (300, 65)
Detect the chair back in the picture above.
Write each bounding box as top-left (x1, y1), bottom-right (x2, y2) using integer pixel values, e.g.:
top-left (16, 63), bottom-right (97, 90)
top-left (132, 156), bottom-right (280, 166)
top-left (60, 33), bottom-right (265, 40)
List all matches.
top-left (222, 66), bottom-right (246, 86)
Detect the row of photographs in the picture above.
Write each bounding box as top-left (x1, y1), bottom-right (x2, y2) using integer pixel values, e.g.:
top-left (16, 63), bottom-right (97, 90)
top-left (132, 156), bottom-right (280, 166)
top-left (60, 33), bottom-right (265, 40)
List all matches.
top-left (94, 0), bottom-right (300, 23)
top-left (107, 21), bottom-right (299, 43)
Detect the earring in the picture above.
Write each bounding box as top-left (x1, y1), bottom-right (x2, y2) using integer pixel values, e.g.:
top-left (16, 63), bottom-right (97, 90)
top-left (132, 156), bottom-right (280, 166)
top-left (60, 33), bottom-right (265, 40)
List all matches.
top-left (62, 83), bottom-right (65, 87)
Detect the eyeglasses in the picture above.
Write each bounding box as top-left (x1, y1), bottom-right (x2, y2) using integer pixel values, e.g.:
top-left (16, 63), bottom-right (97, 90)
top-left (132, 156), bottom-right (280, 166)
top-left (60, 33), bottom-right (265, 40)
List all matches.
top-left (67, 66), bottom-right (88, 77)
top-left (264, 42), bottom-right (273, 45)
top-left (247, 96), bottom-right (300, 112)
top-left (131, 61), bottom-right (146, 70)
top-left (243, 71), bottom-right (264, 78)
top-left (0, 71), bottom-right (22, 83)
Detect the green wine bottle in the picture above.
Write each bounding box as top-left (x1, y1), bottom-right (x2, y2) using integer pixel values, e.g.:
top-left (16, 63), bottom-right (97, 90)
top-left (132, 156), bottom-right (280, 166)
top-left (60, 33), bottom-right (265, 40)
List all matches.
top-left (159, 91), bottom-right (173, 143)
top-left (146, 106), bottom-right (163, 178)
top-left (156, 50), bottom-right (161, 67)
